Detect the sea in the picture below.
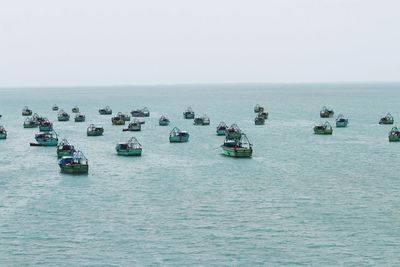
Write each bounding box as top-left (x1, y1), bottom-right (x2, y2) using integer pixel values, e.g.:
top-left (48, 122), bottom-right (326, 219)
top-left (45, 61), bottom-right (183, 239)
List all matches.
top-left (0, 83), bottom-right (399, 266)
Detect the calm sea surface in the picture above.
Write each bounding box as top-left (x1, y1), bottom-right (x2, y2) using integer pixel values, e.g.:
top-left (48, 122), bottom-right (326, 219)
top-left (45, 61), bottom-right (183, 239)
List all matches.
top-left (0, 83), bottom-right (399, 266)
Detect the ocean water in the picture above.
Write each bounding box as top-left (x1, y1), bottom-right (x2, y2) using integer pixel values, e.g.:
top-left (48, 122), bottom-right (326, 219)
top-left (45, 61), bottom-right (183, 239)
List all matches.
top-left (0, 83), bottom-right (399, 266)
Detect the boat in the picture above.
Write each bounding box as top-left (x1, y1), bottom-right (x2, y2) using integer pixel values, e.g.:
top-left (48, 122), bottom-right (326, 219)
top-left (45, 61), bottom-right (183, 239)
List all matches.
top-left (23, 117), bottom-right (39, 128)
top-left (123, 119), bottom-right (142, 131)
top-left (254, 104), bottom-right (264, 113)
top-left (117, 112), bottom-right (131, 121)
top-left (74, 113), bottom-right (86, 122)
top-left (116, 137), bottom-right (143, 156)
top-left (259, 111), bottom-right (268, 119)
top-left (388, 127), bottom-right (400, 142)
top-left (226, 124), bottom-right (242, 140)
top-left (0, 125), bottom-right (7, 139)
top-left (22, 106), bottom-right (33, 116)
top-left (39, 119), bottom-right (53, 132)
top-left (87, 124), bottom-right (104, 136)
top-left (57, 139), bottom-right (76, 158)
top-left (183, 107), bottom-right (195, 119)
top-left (314, 121), bottom-right (333, 135)
top-left (52, 104), bottom-right (59, 111)
top-left (32, 113), bottom-right (46, 124)
top-left (111, 115), bottom-right (125, 125)
top-left (336, 114), bottom-right (349, 127)
top-left (379, 113), bottom-right (394, 125)
top-left (58, 150), bottom-right (89, 174)
top-left (169, 127), bottom-right (189, 142)
top-left (254, 114), bottom-right (265, 125)
top-left (193, 114), bottom-right (210, 126)
top-left (72, 106), bottom-right (79, 113)
top-left (99, 106), bottom-right (112, 115)
top-left (131, 107), bottom-right (150, 117)
top-left (320, 106), bottom-right (334, 118)
top-left (216, 122), bottom-right (228, 136)
top-left (159, 115), bottom-right (170, 126)
top-left (57, 110), bottom-right (70, 121)
top-left (221, 133), bottom-right (253, 158)
top-left (32, 131), bottom-right (58, 146)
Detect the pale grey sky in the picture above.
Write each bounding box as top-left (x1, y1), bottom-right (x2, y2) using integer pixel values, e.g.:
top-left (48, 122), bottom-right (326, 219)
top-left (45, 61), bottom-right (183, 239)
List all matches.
top-left (0, 0), bottom-right (399, 86)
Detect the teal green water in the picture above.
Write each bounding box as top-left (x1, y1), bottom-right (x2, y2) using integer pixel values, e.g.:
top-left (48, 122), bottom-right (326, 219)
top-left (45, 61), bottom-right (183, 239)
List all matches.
top-left (1, 83), bottom-right (400, 266)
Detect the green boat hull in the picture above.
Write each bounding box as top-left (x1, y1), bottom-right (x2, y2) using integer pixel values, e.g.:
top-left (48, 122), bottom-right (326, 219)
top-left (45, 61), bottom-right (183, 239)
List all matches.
top-left (222, 146), bottom-right (252, 158)
top-left (117, 149), bottom-right (142, 156)
top-left (0, 133), bottom-right (7, 139)
top-left (314, 129), bottom-right (333, 135)
top-left (336, 121), bottom-right (348, 127)
top-left (39, 126), bottom-right (52, 132)
top-left (75, 118), bottom-right (85, 122)
top-left (87, 131), bottom-right (103, 136)
top-left (389, 135), bottom-right (400, 142)
top-left (23, 123), bottom-right (38, 128)
top-left (217, 130), bottom-right (226, 136)
top-left (169, 136), bottom-right (189, 143)
top-left (60, 164), bottom-right (89, 174)
top-left (58, 117), bottom-right (70, 121)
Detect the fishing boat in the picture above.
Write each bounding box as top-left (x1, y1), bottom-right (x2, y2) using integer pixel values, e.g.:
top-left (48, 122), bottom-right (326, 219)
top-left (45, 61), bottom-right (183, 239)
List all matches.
top-left (221, 133), bottom-right (253, 158)
top-left (111, 115), bottom-right (125, 125)
top-left (254, 114), bottom-right (265, 125)
top-left (74, 113), bottom-right (86, 122)
top-left (314, 122), bottom-right (333, 135)
top-left (259, 111), bottom-right (268, 119)
top-left (57, 139), bottom-right (76, 158)
top-left (123, 119), bottom-right (143, 131)
top-left (216, 122), bottom-right (228, 136)
top-left (99, 106), bottom-right (112, 115)
top-left (117, 112), bottom-right (131, 121)
top-left (52, 104), bottom-right (59, 111)
top-left (169, 127), bottom-right (189, 142)
top-left (389, 127), bottom-right (400, 142)
top-left (22, 106), bottom-right (33, 116)
top-left (0, 126), bottom-right (7, 139)
top-left (116, 137), bottom-right (143, 156)
top-left (183, 107), bottom-right (195, 119)
top-left (72, 106), bottom-right (79, 113)
top-left (379, 113), bottom-right (394, 125)
top-left (87, 124), bottom-right (104, 136)
top-left (254, 104), bottom-right (264, 113)
top-left (226, 124), bottom-right (242, 140)
top-left (57, 110), bottom-right (70, 121)
top-left (320, 106), bottom-right (334, 118)
top-left (336, 114), bottom-right (349, 127)
top-left (23, 117), bottom-right (39, 128)
top-left (39, 119), bottom-right (53, 132)
top-left (131, 107), bottom-right (150, 117)
top-left (58, 150), bottom-right (89, 174)
top-left (31, 131), bottom-right (58, 146)
top-left (159, 115), bottom-right (170, 126)
top-left (32, 113), bottom-right (46, 124)
top-left (193, 114), bottom-right (210, 125)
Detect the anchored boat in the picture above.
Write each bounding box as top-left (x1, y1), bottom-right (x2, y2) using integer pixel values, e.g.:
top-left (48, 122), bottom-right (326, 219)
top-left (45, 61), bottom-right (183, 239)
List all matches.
top-left (389, 127), bottom-right (400, 142)
top-left (254, 104), bottom-right (264, 113)
top-left (57, 139), bottom-right (76, 158)
top-left (0, 125), bottom-right (7, 139)
top-left (31, 131), bottom-right (58, 146)
top-left (183, 107), bottom-right (195, 119)
top-left (379, 113), bottom-right (394, 125)
top-left (259, 111), bottom-right (268, 120)
top-left (58, 150), bottom-right (89, 174)
top-left (226, 124), bottom-right (242, 140)
top-left (221, 133), bottom-right (253, 158)
top-left (169, 127), bottom-right (189, 142)
top-left (23, 117), bottom-right (39, 128)
top-left (117, 112), bottom-right (131, 121)
top-left (123, 119), bottom-right (143, 131)
top-left (72, 106), bottom-right (79, 113)
top-left (52, 104), bottom-right (59, 111)
top-left (22, 106), bottom-right (33, 116)
top-left (57, 110), bottom-right (70, 121)
top-left (336, 114), bottom-right (349, 127)
top-left (159, 115), bottom-right (170, 126)
top-left (87, 124), bottom-right (104, 136)
top-left (254, 114), bottom-right (265, 125)
top-left (320, 106), bottom-right (334, 118)
top-left (99, 106), bottom-right (112, 115)
top-left (314, 122), bottom-right (333, 135)
top-left (39, 119), bottom-right (53, 132)
top-left (194, 114), bottom-right (210, 126)
top-left (111, 115), bottom-right (125, 125)
top-left (116, 137), bottom-right (142, 156)
top-left (131, 107), bottom-right (150, 117)
top-left (74, 113), bottom-right (86, 122)
top-left (216, 122), bottom-right (228, 136)
top-left (33, 113), bottom-right (46, 124)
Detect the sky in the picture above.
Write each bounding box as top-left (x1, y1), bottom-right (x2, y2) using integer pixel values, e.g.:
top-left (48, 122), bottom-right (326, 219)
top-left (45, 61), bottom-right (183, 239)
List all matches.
top-left (0, 0), bottom-right (399, 87)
